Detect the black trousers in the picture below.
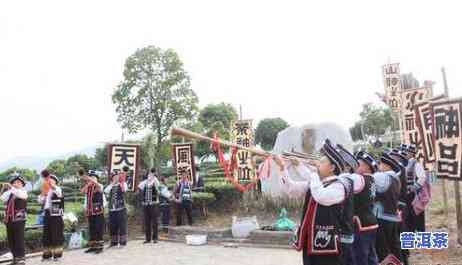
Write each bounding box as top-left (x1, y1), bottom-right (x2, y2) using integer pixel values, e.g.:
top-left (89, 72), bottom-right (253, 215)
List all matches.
top-left (341, 242), bottom-right (354, 265)
top-left (160, 204), bottom-right (171, 231)
top-left (88, 214), bottom-right (105, 250)
top-left (109, 209), bottom-right (128, 245)
top-left (176, 201), bottom-right (193, 226)
top-left (376, 219), bottom-right (402, 263)
top-left (6, 221), bottom-right (25, 262)
top-left (42, 211), bottom-right (64, 259)
top-left (302, 245), bottom-right (343, 265)
top-left (143, 204), bottom-right (159, 241)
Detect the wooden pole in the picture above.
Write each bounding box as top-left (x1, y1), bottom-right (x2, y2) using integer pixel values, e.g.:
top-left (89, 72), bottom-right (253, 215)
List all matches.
top-left (442, 67), bottom-right (462, 244)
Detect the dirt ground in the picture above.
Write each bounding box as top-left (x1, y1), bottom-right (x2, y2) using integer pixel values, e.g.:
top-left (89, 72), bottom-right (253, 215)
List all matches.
top-left (125, 180), bottom-right (461, 265)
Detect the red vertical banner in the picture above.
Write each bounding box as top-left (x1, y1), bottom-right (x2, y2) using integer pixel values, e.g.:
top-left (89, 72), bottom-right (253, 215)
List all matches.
top-left (431, 98), bottom-right (462, 181)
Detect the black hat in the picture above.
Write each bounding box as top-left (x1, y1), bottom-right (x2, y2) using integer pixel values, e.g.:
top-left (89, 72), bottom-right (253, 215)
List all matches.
top-left (88, 170), bottom-right (99, 178)
top-left (379, 152), bottom-right (401, 173)
top-left (41, 169), bottom-right (50, 178)
top-left (399, 144), bottom-right (409, 152)
top-left (355, 151), bottom-right (378, 173)
top-left (320, 139), bottom-right (345, 175)
top-left (407, 144), bottom-right (417, 155)
top-left (49, 175), bottom-right (59, 184)
top-left (388, 149), bottom-right (408, 167)
top-left (336, 144), bottom-right (359, 171)
top-left (9, 173), bottom-right (26, 186)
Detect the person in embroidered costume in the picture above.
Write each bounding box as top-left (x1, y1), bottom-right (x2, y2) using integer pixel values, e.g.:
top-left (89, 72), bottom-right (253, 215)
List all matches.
top-left (80, 169), bottom-right (106, 254)
top-left (39, 174), bottom-right (65, 261)
top-left (1, 173), bottom-right (28, 265)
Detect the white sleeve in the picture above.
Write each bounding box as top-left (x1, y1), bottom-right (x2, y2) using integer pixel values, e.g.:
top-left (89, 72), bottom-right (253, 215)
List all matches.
top-left (104, 184), bottom-right (113, 194)
top-left (38, 195), bottom-right (45, 204)
top-left (103, 194), bottom-right (108, 207)
top-left (340, 173), bottom-right (365, 194)
top-left (280, 168), bottom-right (311, 197)
top-left (53, 187), bottom-right (63, 198)
top-left (138, 180), bottom-right (146, 190)
top-left (414, 163), bottom-right (427, 186)
top-left (122, 182), bottom-right (128, 192)
top-left (373, 172), bottom-right (391, 193)
top-left (310, 174), bottom-right (345, 206)
top-left (0, 191), bottom-right (11, 202)
top-left (10, 187), bottom-right (28, 200)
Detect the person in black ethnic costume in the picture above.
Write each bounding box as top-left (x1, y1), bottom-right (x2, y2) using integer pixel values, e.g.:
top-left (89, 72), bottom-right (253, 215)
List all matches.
top-left (138, 168), bottom-right (160, 243)
top-left (39, 175), bottom-right (65, 261)
top-left (159, 176), bottom-right (172, 233)
top-left (373, 152), bottom-right (403, 263)
top-left (175, 174), bottom-right (193, 226)
top-left (400, 144), bottom-right (427, 233)
top-left (80, 169), bottom-right (106, 254)
top-left (1, 174), bottom-right (28, 265)
top-left (351, 151), bottom-right (379, 265)
top-left (276, 139), bottom-right (350, 265)
top-left (105, 168), bottom-right (129, 248)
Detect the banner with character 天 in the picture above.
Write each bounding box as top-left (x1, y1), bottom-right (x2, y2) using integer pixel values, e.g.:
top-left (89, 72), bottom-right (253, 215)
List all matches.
top-left (107, 144), bottom-right (140, 191)
top-left (431, 98), bottom-right (462, 181)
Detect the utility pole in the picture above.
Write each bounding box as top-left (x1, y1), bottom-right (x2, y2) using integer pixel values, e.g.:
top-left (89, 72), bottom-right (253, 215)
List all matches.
top-left (442, 67), bottom-right (462, 244)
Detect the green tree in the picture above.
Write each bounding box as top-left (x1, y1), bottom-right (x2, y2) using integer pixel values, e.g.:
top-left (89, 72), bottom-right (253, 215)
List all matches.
top-left (255, 118), bottom-right (290, 151)
top-left (0, 167), bottom-right (37, 182)
top-left (66, 154), bottom-right (98, 173)
top-left (350, 103), bottom-right (393, 141)
top-left (112, 46), bottom-right (199, 168)
top-left (94, 145), bottom-right (108, 170)
top-left (197, 103), bottom-right (238, 160)
top-left (47, 159), bottom-right (67, 177)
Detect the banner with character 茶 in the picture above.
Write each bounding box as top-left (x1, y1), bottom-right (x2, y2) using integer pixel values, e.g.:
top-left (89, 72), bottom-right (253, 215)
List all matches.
top-left (172, 143), bottom-right (196, 183)
top-left (107, 144), bottom-right (140, 191)
top-left (431, 98), bottom-right (462, 181)
top-left (231, 120), bottom-right (256, 184)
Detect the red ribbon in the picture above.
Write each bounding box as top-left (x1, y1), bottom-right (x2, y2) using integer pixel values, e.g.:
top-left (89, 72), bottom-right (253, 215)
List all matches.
top-left (211, 134), bottom-right (257, 192)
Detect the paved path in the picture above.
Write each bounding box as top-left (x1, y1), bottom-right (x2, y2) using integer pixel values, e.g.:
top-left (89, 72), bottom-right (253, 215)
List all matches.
top-left (27, 241), bottom-right (301, 265)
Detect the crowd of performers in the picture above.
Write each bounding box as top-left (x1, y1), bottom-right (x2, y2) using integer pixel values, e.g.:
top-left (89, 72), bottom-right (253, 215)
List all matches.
top-left (0, 165), bottom-right (204, 264)
top-left (274, 140), bottom-right (430, 265)
top-left (0, 139), bottom-right (428, 265)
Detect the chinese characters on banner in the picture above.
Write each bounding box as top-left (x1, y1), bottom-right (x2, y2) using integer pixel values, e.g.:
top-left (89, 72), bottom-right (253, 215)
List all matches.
top-left (231, 120), bottom-right (255, 183)
top-left (415, 95), bottom-right (446, 169)
top-left (172, 143), bottom-right (196, 183)
top-left (431, 99), bottom-right (462, 181)
top-left (108, 144), bottom-right (140, 191)
top-left (383, 63), bottom-right (402, 112)
top-left (401, 87), bottom-right (433, 165)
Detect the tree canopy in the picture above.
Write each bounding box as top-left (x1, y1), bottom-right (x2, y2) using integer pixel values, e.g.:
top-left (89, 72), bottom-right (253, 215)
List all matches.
top-left (349, 103), bottom-right (394, 141)
top-left (112, 45), bottom-right (199, 167)
top-left (255, 118), bottom-right (290, 151)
